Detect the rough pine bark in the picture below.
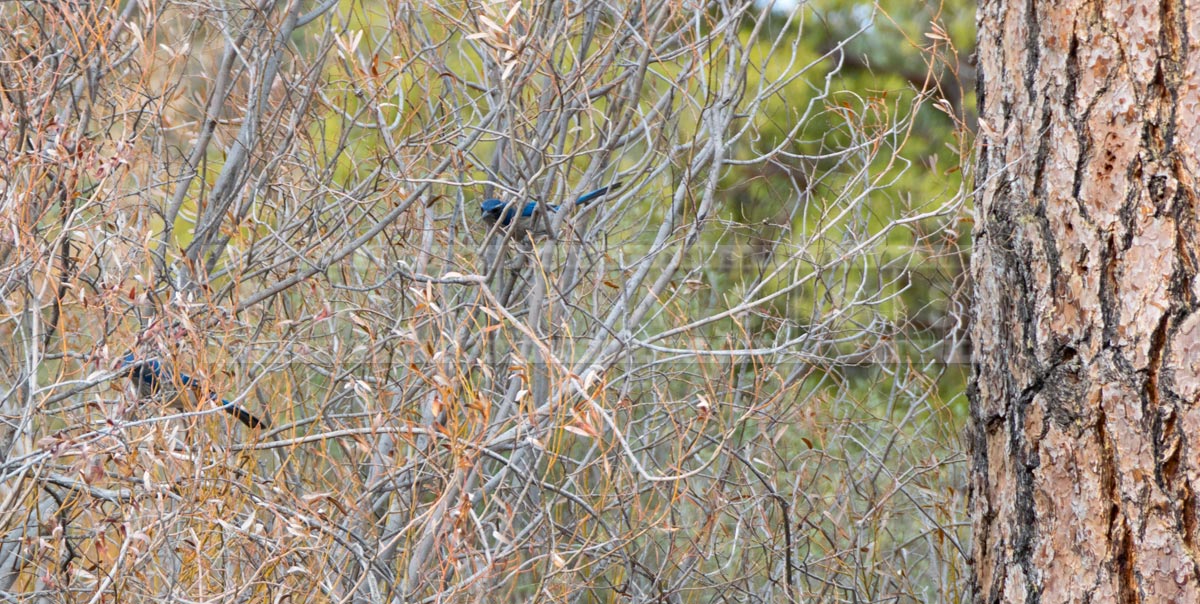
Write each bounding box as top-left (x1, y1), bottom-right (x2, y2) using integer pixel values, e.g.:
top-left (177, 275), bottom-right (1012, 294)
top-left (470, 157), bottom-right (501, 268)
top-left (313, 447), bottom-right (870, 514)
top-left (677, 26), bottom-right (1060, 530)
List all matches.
top-left (970, 0), bottom-right (1200, 602)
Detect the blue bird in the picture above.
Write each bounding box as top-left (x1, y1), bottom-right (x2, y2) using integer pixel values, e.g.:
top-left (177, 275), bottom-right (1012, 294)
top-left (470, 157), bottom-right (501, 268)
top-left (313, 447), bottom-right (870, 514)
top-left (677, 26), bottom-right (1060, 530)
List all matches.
top-left (481, 182), bottom-right (622, 230)
top-left (120, 353), bottom-right (269, 429)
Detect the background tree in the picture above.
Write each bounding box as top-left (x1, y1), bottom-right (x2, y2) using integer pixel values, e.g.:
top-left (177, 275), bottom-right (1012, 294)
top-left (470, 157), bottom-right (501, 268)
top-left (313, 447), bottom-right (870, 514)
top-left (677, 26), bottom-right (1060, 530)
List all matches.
top-left (0, 0), bottom-right (970, 601)
top-left (969, 0), bottom-right (1200, 602)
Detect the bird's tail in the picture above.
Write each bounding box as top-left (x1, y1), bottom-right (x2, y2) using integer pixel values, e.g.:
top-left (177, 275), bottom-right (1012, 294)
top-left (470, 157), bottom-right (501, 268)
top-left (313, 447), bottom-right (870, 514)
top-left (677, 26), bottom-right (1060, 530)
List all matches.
top-left (575, 182), bottom-right (623, 206)
top-left (219, 398), bottom-right (270, 429)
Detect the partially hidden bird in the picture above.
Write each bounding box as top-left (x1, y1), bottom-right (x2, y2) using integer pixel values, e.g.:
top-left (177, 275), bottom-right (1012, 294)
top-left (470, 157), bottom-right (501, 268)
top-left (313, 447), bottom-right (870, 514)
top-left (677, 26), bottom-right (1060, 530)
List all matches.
top-left (120, 353), bottom-right (269, 429)
top-left (480, 182), bottom-right (622, 231)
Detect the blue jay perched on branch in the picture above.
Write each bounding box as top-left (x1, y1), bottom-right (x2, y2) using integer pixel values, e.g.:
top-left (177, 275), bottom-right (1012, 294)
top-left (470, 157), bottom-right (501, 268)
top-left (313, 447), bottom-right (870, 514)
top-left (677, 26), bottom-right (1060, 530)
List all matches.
top-left (120, 353), bottom-right (269, 429)
top-left (480, 182), bottom-right (622, 234)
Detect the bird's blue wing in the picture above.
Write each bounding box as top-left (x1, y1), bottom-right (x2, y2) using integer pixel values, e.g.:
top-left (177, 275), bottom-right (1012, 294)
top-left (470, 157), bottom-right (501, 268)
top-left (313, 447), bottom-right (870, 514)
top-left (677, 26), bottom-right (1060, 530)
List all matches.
top-left (519, 201), bottom-right (541, 217)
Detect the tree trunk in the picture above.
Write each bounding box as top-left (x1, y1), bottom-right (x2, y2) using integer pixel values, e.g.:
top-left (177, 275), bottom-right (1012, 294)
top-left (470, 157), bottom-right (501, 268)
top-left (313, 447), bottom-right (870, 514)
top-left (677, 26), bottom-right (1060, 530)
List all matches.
top-left (970, 1), bottom-right (1200, 602)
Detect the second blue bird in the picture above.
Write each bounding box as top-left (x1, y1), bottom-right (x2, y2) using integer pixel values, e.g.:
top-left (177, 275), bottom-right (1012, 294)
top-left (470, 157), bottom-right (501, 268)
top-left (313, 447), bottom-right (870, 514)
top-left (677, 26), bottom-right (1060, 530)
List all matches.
top-left (481, 182), bottom-right (622, 233)
top-left (121, 353), bottom-right (269, 429)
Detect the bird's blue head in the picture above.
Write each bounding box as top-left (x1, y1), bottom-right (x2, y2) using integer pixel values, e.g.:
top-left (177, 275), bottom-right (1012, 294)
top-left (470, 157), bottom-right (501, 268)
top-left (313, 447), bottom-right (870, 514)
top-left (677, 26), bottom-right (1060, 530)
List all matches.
top-left (481, 198), bottom-right (516, 225)
top-left (119, 353), bottom-right (162, 386)
top-left (481, 198), bottom-right (506, 217)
